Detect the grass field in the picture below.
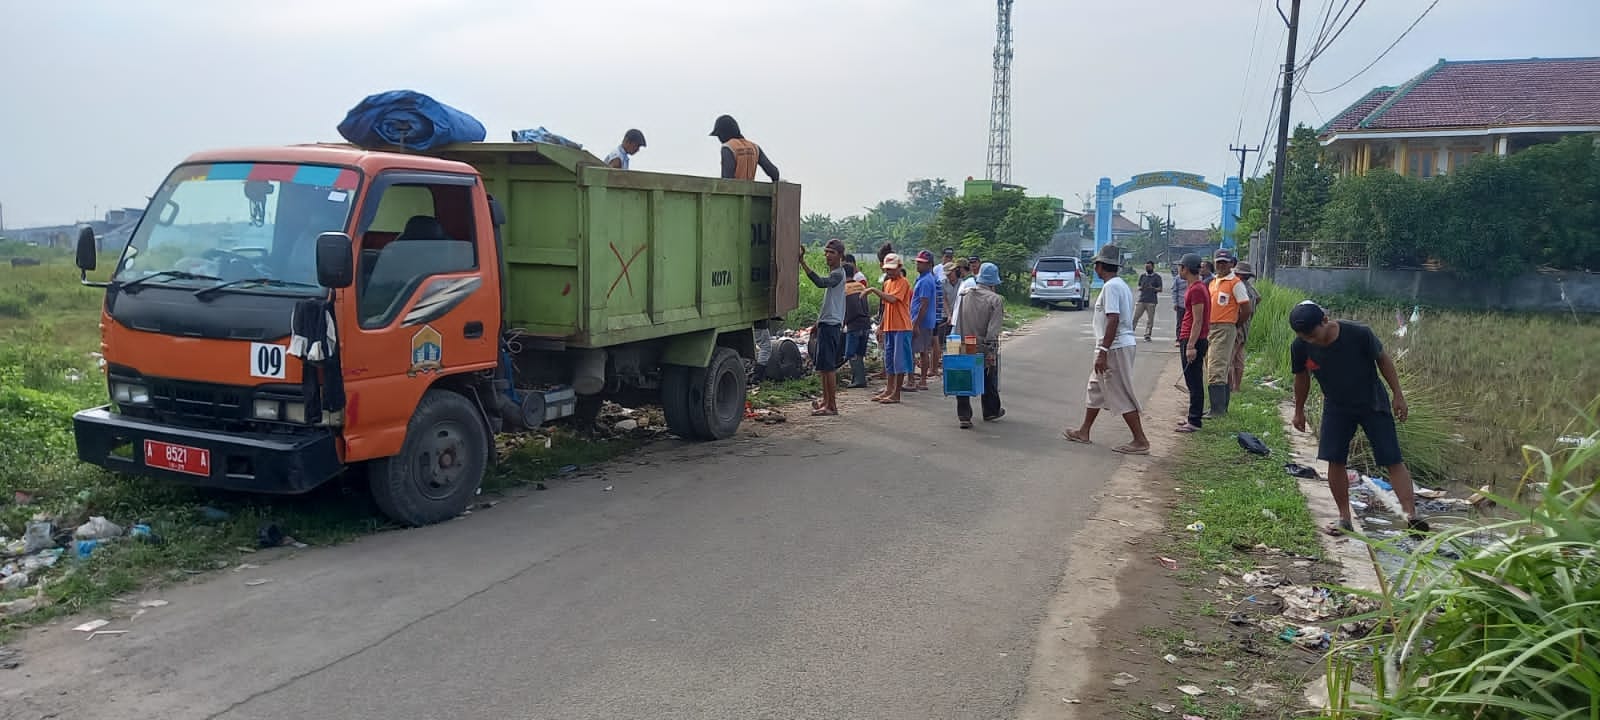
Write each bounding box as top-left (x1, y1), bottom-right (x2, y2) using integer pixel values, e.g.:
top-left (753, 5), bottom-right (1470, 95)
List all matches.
top-left (1247, 281), bottom-right (1600, 491)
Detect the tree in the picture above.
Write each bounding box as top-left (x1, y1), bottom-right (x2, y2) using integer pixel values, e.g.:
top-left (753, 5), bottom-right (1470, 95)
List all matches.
top-left (1282, 124), bottom-right (1336, 244)
top-left (1317, 168), bottom-right (1433, 268)
top-left (801, 213), bottom-right (840, 247)
top-left (928, 190), bottom-right (1059, 291)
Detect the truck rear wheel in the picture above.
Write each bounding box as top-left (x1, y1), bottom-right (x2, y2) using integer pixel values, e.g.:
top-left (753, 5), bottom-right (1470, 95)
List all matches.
top-left (661, 365), bottom-right (696, 439)
top-left (689, 347), bottom-right (745, 441)
top-left (369, 389), bottom-right (487, 526)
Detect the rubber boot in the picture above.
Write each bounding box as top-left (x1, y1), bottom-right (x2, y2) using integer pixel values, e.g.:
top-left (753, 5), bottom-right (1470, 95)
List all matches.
top-left (1207, 384), bottom-right (1227, 417)
top-left (849, 356), bottom-right (867, 388)
top-left (1220, 385), bottom-right (1233, 414)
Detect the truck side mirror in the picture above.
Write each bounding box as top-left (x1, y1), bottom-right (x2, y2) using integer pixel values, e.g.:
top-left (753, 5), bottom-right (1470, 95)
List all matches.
top-left (315, 232), bottom-right (354, 289)
top-left (76, 226), bottom-right (98, 275)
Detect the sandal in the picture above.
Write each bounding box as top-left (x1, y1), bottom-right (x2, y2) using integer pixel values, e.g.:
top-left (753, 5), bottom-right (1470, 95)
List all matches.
top-left (1325, 519), bottom-right (1355, 537)
top-left (959, 420), bottom-right (973, 429)
top-left (811, 408), bottom-right (838, 417)
top-left (1112, 444), bottom-right (1150, 456)
top-left (1062, 429), bottom-right (1090, 444)
top-left (1174, 423), bottom-right (1199, 433)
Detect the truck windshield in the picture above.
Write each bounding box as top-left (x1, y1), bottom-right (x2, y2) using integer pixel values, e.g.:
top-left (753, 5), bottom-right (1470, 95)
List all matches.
top-left (114, 162), bottom-right (360, 293)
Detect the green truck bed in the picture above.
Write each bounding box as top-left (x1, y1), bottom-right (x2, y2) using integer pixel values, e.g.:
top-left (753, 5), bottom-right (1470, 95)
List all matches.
top-left (430, 143), bottom-right (801, 348)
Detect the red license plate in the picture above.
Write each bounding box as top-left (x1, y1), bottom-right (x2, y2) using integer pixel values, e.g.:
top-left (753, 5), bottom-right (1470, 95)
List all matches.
top-left (1047, 280), bottom-right (1064, 286)
top-left (144, 440), bottom-right (211, 477)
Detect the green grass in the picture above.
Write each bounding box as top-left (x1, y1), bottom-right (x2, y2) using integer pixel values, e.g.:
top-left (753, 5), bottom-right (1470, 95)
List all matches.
top-left (748, 375), bottom-right (823, 409)
top-left (1173, 382), bottom-right (1322, 563)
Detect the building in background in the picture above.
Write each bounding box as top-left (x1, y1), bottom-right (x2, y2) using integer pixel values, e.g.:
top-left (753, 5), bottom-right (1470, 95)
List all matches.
top-left (2, 208), bottom-right (145, 251)
top-left (1319, 56), bottom-right (1600, 179)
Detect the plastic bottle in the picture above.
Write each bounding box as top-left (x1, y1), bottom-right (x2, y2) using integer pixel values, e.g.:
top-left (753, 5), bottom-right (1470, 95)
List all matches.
top-left (945, 333), bottom-right (962, 355)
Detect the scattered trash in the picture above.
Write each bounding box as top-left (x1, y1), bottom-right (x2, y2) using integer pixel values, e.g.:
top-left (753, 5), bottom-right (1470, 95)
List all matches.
top-left (12, 490), bottom-right (33, 506)
top-left (198, 506), bottom-right (231, 522)
top-left (138, 599), bottom-right (170, 608)
top-left (87, 630), bottom-right (128, 640)
top-left (0, 595), bottom-right (45, 617)
top-left (603, 485), bottom-right (614, 492)
top-left (1241, 570), bottom-right (1283, 588)
top-left (74, 619), bottom-right (110, 633)
top-left (18, 549), bottom-right (60, 572)
top-left (1184, 521), bottom-right (1205, 532)
top-left (1162, 653), bottom-right (1178, 664)
top-left (257, 524), bottom-right (285, 549)
top-left (1112, 672), bottom-right (1140, 686)
top-left (1219, 685), bottom-right (1238, 696)
top-left (1364, 517), bottom-right (1392, 526)
top-left (1368, 476), bottom-right (1393, 492)
top-left (559, 465), bottom-right (579, 474)
top-left (1157, 557), bottom-right (1179, 570)
top-left (1062, 698), bottom-right (1081, 704)
top-left (614, 419), bottom-right (639, 432)
top-left (1227, 612), bottom-right (1251, 626)
top-left (244, 578), bottom-right (274, 587)
top-left (1152, 703), bottom-right (1176, 714)
top-left (22, 522), bottom-right (54, 554)
top-left (1295, 626), bottom-right (1331, 651)
top-left (1277, 627), bottom-right (1301, 643)
top-left (1283, 463), bottom-right (1319, 479)
top-left (1236, 432), bottom-right (1270, 456)
top-left (1414, 485), bottom-right (1446, 499)
top-left (1273, 585), bottom-right (1335, 622)
top-left (75, 539), bottom-right (104, 559)
top-left (129, 523), bottom-right (163, 545)
top-left (1, 573), bottom-right (29, 592)
top-left (1260, 508), bottom-right (1279, 521)
top-left (1182, 715), bottom-right (1206, 720)
top-left (1467, 485), bottom-right (1494, 507)
top-left (233, 563), bottom-right (261, 573)
top-left (1557, 434), bottom-right (1597, 449)
top-left (1177, 684), bottom-right (1206, 696)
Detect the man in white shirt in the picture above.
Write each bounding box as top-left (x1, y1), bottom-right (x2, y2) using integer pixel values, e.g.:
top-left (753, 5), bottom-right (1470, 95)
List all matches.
top-left (1062, 244), bottom-right (1150, 455)
top-left (604, 129), bottom-right (646, 169)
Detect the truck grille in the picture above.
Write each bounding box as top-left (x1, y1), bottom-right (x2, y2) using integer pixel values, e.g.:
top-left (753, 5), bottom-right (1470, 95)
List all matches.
top-left (147, 378), bottom-right (250, 423)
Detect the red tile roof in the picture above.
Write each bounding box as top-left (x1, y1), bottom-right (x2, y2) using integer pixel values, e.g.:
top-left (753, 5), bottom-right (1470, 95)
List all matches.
top-left (1082, 212), bottom-right (1143, 233)
top-left (1319, 57), bottom-right (1600, 135)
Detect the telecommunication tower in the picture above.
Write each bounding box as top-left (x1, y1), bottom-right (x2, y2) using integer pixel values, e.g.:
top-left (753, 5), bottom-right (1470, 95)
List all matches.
top-left (985, 0), bottom-right (1015, 185)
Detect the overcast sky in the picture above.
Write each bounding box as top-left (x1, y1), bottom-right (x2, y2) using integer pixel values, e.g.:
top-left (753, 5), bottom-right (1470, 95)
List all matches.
top-left (2, 0), bottom-right (1596, 231)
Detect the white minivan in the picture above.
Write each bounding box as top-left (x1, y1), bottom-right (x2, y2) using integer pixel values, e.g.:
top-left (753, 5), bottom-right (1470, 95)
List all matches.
top-left (1029, 256), bottom-right (1086, 309)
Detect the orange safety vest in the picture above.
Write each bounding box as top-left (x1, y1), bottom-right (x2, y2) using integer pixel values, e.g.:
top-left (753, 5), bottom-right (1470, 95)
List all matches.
top-left (724, 138), bottom-right (761, 180)
top-left (1209, 274), bottom-right (1246, 324)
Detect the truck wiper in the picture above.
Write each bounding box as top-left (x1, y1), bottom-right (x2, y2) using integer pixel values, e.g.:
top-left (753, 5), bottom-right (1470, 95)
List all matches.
top-left (118, 270), bottom-right (223, 293)
top-left (193, 277), bottom-right (321, 301)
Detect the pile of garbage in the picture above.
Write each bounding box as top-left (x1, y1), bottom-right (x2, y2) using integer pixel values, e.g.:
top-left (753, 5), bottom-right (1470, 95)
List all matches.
top-left (595, 401), bottom-right (669, 437)
top-left (1, 515), bottom-right (159, 615)
top-left (1217, 554), bottom-right (1379, 654)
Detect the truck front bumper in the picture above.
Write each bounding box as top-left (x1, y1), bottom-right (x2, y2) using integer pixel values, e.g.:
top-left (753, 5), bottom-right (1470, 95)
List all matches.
top-left (73, 406), bottom-right (342, 494)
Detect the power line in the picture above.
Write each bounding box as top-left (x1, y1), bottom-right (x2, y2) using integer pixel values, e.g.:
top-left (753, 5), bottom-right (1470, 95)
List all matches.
top-left (1301, 0), bottom-right (1368, 75)
top-left (1306, 0), bottom-right (1442, 95)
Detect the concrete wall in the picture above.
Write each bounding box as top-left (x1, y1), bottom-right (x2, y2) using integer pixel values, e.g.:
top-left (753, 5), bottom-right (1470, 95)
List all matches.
top-left (1277, 267), bottom-right (1600, 313)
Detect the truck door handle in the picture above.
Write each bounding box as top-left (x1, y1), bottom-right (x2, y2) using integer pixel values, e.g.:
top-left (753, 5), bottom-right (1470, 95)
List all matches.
top-left (464, 321), bottom-right (484, 339)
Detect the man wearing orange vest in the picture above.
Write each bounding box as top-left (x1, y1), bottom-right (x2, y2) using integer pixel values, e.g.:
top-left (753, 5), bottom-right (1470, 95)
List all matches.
top-left (1205, 249), bottom-right (1253, 416)
top-left (711, 115), bottom-right (780, 181)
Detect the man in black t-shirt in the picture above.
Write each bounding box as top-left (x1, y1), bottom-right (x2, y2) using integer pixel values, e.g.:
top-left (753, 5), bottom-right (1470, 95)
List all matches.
top-left (1289, 301), bottom-right (1429, 536)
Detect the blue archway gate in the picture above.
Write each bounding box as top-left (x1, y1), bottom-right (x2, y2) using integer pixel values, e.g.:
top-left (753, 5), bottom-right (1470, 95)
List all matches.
top-left (1094, 171), bottom-right (1241, 258)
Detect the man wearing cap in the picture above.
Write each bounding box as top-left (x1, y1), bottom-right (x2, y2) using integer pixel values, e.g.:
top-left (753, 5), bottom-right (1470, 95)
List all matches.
top-left (604, 129), bottom-right (646, 170)
top-left (951, 255), bottom-right (981, 321)
top-left (910, 250), bottom-right (941, 391)
top-left (800, 239), bottom-right (848, 415)
top-left (941, 247), bottom-right (957, 267)
top-left (1063, 245), bottom-right (1151, 455)
top-left (953, 263), bottom-right (1006, 428)
top-left (865, 253), bottom-right (912, 404)
top-left (1173, 254), bottom-right (1210, 432)
top-left (1204, 250), bottom-right (1253, 416)
top-left (1228, 261), bottom-right (1264, 393)
top-left (710, 115), bottom-right (779, 181)
top-left (1289, 301), bottom-right (1430, 536)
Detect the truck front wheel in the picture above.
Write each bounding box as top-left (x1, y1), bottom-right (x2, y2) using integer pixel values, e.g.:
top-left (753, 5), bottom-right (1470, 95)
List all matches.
top-left (369, 389), bottom-right (488, 526)
top-left (689, 347), bottom-right (745, 440)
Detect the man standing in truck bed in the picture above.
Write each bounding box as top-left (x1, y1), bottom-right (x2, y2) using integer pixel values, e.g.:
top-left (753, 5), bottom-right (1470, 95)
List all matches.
top-left (711, 115), bottom-right (780, 181)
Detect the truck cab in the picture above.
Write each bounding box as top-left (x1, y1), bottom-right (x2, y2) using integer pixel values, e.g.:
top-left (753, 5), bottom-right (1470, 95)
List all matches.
top-left (73, 143), bottom-right (799, 526)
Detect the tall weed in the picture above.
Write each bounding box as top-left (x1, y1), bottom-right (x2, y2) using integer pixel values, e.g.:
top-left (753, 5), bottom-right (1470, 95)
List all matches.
top-left (1321, 419), bottom-right (1600, 719)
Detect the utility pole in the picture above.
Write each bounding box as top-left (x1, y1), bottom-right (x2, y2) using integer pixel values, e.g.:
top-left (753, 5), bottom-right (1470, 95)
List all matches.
top-left (1262, 0), bottom-right (1301, 282)
top-left (1228, 144), bottom-right (1260, 182)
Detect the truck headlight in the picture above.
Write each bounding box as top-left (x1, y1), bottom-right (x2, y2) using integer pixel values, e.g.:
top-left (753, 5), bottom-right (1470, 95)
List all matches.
top-left (112, 382), bottom-right (150, 405)
top-left (252, 399), bottom-right (281, 420)
top-left (283, 401), bottom-right (307, 424)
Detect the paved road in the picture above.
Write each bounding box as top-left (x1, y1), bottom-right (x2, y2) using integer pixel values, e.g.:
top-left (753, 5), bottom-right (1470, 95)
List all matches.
top-left (6, 311), bottom-right (1173, 720)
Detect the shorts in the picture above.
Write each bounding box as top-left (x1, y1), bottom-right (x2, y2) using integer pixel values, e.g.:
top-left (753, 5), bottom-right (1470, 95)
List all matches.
top-left (844, 328), bottom-right (869, 359)
top-left (884, 330), bottom-right (914, 374)
top-left (813, 323), bottom-right (843, 373)
top-left (912, 325), bottom-right (936, 353)
top-left (934, 323), bottom-right (952, 349)
top-left (1318, 406), bottom-right (1403, 467)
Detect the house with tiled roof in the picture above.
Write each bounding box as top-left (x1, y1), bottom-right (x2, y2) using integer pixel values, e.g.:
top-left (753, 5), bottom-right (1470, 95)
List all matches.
top-left (1318, 56), bottom-right (1600, 178)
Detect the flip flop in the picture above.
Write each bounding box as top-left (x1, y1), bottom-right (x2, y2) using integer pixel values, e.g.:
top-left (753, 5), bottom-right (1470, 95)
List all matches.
top-left (1061, 429), bottom-right (1090, 444)
top-left (1112, 444), bottom-right (1151, 456)
top-left (811, 409), bottom-right (838, 417)
top-left (1325, 519), bottom-right (1355, 537)
top-left (1174, 424), bottom-right (1199, 433)
top-left (877, 399), bottom-right (901, 405)
top-left (959, 420), bottom-right (973, 429)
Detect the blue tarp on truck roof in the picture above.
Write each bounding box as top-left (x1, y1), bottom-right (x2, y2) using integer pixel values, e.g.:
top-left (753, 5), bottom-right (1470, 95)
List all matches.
top-left (337, 90), bottom-right (486, 151)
